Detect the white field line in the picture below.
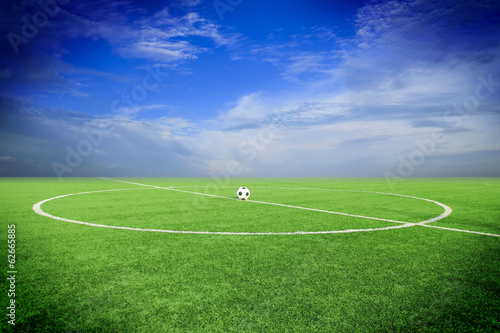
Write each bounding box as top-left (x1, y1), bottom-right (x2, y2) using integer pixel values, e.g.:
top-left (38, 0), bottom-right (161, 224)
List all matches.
top-left (158, 185), bottom-right (453, 224)
top-left (98, 177), bottom-right (238, 201)
top-left (420, 224), bottom-right (500, 237)
top-left (32, 188), bottom-right (414, 235)
top-left (246, 199), bottom-right (409, 224)
top-left (99, 180), bottom-right (499, 237)
top-left (98, 178), bottom-right (409, 224)
top-left (33, 188), bottom-right (152, 226)
top-left (166, 185), bottom-right (458, 228)
top-left (31, 178), bottom-right (497, 237)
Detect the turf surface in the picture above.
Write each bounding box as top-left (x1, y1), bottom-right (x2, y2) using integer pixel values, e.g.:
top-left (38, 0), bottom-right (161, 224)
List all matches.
top-left (1, 177), bottom-right (499, 332)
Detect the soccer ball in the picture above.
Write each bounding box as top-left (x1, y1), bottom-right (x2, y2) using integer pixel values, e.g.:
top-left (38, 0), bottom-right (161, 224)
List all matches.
top-left (237, 187), bottom-right (250, 200)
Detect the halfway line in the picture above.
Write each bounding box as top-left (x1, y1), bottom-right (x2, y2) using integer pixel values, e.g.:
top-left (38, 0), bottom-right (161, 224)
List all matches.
top-left (420, 224), bottom-right (500, 237)
top-left (98, 177), bottom-right (409, 224)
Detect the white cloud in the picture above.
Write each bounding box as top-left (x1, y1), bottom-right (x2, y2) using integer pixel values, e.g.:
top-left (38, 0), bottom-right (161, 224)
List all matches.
top-left (0, 1), bottom-right (240, 96)
top-left (171, 0), bottom-right (202, 9)
top-left (0, 97), bottom-right (205, 177)
top-left (246, 0), bottom-right (500, 98)
top-left (155, 117), bottom-right (196, 133)
top-left (282, 52), bottom-right (337, 81)
top-left (109, 11), bottom-right (237, 63)
top-left (247, 27), bottom-right (339, 82)
top-left (344, 0), bottom-right (500, 80)
top-left (0, 156), bottom-right (17, 162)
top-left (2, 0), bottom-right (499, 177)
top-left (112, 104), bottom-right (181, 117)
top-left (217, 92), bottom-right (266, 128)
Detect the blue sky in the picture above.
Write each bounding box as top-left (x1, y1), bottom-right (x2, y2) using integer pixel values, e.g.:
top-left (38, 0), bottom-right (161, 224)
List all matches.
top-left (1, 0), bottom-right (499, 178)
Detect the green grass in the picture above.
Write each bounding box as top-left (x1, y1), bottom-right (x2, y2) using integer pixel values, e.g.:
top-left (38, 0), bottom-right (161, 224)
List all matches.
top-left (1, 177), bottom-right (499, 332)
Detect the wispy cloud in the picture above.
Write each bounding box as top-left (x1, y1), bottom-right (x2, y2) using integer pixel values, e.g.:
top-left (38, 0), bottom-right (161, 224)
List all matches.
top-left (244, 1), bottom-right (500, 94)
top-left (281, 52), bottom-right (339, 82)
top-left (0, 96), bottom-right (204, 176)
top-left (247, 27), bottom-right (339, 82)
top-left (171, 0), bottom-right (202, 9)
top-left (2, 0), bottom-right (499, 177)
top-left (116, 11), bottom-right (236, 63)
top-left (0, 156), bottom-right (17, 162)
top-left (0, 1), bottom-right (239, 95)
top-left (196, 0), bottom-right (500, 176)
top-left (339, 0), bottom-right (500, 89)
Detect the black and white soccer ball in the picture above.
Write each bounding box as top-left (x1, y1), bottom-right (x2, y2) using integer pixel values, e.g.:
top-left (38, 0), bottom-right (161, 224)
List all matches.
top-left (236, 187), bottom-right (250, 200)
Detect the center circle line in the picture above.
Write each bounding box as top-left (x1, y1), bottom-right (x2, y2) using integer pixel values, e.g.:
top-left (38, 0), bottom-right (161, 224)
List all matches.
top-left (32, 180), bottom-right (452, 235)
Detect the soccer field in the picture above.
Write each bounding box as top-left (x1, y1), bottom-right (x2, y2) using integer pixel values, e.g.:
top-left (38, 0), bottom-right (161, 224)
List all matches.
top-left (1, 177), bottom-right (499, 332)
